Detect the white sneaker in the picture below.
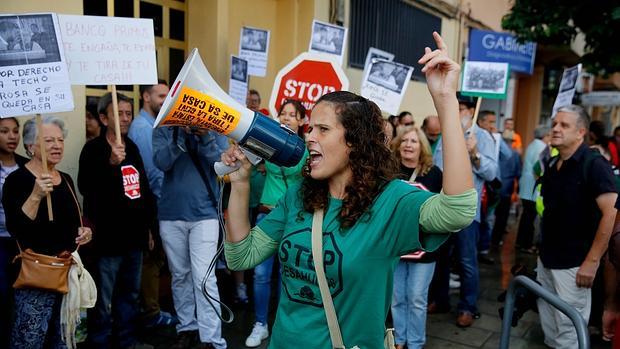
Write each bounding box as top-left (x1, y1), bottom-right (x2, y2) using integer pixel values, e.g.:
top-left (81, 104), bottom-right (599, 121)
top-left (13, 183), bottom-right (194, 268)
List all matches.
top-left (245, 322), bottom-right (269, 347)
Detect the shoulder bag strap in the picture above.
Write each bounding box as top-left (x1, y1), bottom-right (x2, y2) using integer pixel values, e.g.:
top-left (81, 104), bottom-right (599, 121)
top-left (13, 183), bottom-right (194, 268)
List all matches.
top-left (62, 174), bottom-right (83, 252)
top-left (312, 209), bottom-right (346, 349)
top-left (409, 168), bottom-right (418, 183)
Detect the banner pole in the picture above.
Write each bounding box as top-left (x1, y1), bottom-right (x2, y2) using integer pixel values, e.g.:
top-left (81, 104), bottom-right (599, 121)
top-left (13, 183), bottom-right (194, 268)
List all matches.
top-left (472, 97), bottom-right (483, 128)
top-left (110, 85), bottom-right (122, 146)
top-left (36, 114), bottom-right (54, 221)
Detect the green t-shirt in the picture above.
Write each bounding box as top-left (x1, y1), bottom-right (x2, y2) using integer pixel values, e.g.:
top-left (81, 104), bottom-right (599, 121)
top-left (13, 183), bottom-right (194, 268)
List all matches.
top-left (249, 166), bottom-right (266, 209)
top-left (260, 150), bottom-right (308, 206)
top-left (257, 179), bottom-right (441, 349)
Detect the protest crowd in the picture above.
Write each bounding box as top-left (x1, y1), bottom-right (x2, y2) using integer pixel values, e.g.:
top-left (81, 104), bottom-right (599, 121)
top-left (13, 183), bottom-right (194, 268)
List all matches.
top-left (2, 8), bottom-right (620, 349)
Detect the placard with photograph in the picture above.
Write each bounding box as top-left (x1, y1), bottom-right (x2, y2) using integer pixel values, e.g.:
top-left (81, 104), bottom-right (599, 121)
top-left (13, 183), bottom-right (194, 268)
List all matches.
top-left (363, 47), bottom-right (394, 73)
top-left (229, 56), bottom-right (248, 105)
top-left (58, 14), bottom-right (157, 85)
top-left (0, 13), bottom-right (74, 117)
top-left (361, 59), bottom-right (413, 115)
top-left (239, 26), bottom-right (270, 77)
top-left (552, 64), bottom-right (581, 117)
top-left (460, 61), bottom-right (510, 99)
top-left (308, 20), bottom-right (347, 66)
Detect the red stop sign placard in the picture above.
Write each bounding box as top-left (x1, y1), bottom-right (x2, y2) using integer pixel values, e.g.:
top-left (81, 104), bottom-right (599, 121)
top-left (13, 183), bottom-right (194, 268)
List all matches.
top-left (269, 52), bottom-right (349, 118)
top-left (121, 165), bottom-right (141, 200)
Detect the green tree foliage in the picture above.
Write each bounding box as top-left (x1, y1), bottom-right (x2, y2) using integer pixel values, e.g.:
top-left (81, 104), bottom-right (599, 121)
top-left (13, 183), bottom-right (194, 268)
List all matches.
top-left (502, 0), bottom-right (620, 75)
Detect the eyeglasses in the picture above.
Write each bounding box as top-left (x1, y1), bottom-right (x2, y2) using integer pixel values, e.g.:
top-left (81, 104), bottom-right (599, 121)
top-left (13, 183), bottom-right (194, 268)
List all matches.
top-left (404, 122), bottom-right (414, 126)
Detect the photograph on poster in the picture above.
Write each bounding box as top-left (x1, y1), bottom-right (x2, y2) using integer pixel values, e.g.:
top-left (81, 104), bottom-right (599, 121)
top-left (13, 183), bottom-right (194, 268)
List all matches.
top-left (231, 56), bottom-right (248, 83)
top-left (367, 61), bottom-right (408, 93)
top-left (462, 61), bottom-right (508, 94)
top-left (559, 66), bottom-right (579, 93)
top-left (310, 21), bottom-right (345, 56)
top-left (0, 14), bottom-right (61, 67)
top-left (240, 27), bottom-right (268, 53)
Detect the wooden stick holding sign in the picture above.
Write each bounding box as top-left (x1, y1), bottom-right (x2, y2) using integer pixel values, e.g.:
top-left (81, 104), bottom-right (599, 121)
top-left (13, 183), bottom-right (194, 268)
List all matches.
top-left (36, 114), bottom-right (54, 221)
top-left (110, 85), bottom-right (123, 146)
top-left (471, 97), bottom-right (482, 129)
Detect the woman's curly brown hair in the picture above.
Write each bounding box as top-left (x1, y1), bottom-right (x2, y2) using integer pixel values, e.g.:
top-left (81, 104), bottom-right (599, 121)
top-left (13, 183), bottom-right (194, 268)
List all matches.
top-left (301, 91), bottom-right (399, 228)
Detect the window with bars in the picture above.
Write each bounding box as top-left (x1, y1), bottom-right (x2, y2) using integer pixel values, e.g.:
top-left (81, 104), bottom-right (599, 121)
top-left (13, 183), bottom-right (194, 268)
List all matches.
top-left (349, 0), bottom-right (441, 80)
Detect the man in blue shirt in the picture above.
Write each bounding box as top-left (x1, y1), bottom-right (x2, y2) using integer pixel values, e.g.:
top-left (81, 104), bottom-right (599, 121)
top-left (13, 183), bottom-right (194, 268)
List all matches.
top-left (129, 80), bottom-right (169, 198)
top-left (153, 124), bottom-right (228, 349)
top-left (128, 80), bottom-right (179, 329)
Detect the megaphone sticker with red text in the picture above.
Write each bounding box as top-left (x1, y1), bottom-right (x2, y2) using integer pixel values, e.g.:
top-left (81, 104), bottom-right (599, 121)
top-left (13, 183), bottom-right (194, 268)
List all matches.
top-left (159, 86), bottom-right (241, 135)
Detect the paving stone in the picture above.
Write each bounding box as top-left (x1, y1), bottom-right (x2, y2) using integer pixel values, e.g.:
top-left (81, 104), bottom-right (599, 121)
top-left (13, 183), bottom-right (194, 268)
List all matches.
top-left (425, 336), bottom-right (478, 349)
top-left (427, 320), bottom-right (494, 347)
top-left (469, 312), bottom-right (533, 337)
top-left (481, 332), bottom-right (547, 349)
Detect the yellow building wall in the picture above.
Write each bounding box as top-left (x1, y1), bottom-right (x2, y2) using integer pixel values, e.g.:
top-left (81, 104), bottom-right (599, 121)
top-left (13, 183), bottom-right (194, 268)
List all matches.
top-left (3, 0), bottom-right (85, 182)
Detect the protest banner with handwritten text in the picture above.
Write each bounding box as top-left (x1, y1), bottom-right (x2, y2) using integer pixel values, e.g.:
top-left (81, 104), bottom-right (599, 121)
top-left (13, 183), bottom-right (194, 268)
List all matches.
top-left (58, 15), bottom-right (157, 85)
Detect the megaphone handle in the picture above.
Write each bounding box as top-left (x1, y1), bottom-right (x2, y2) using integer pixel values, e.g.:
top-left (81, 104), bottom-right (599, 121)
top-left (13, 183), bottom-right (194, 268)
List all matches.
top-left (214, 161), bottom-right (242, 177)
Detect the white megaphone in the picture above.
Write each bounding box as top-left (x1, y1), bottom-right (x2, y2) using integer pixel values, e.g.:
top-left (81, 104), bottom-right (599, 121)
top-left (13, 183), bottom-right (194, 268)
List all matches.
top-left (154, 48), bottom-right (306, 176)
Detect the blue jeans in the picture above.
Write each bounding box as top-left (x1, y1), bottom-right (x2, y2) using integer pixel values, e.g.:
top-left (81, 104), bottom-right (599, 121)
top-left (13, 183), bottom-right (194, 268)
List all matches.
top-left (455, 221), bottom-right (480, 313)
top-left (253, 212), bottom-right (279, 324)
top-left (11, 288), bottom-right (66, 349)
top-left (478, 215), bottom-right (491, 253)
top-left (89, 250), bottom-right (143, 348)
top-left (391, 261), bottom-right (436, 349)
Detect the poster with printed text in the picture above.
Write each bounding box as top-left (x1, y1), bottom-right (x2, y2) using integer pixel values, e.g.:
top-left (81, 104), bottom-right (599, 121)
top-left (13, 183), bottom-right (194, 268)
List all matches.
top-left (0, 13), bottom-right (74, 117)
top-left (360, 59), bottom-right (413, 115)
top-left (239, 26), bottom-right (270, 77)
top-left (308, 20), bottom-right (347, 66)
top-left (229, 55), bottom-right (249, 105)
top-left (58, 15), bottom-right (157, 85)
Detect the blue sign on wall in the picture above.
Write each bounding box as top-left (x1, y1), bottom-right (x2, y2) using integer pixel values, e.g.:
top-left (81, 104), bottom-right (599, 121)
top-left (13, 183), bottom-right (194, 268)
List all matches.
top-left (468, 29), bottom-right (537, 75)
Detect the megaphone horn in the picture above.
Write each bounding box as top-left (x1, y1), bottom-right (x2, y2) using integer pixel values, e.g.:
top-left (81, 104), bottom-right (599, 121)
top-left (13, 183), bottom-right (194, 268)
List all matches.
top-left (154, 48), bottom-right (306, 172)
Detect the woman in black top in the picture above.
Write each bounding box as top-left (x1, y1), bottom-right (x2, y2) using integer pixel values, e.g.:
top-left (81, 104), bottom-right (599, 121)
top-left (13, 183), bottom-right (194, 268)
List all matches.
top-left (0, 117), bottom-right (28, 348)
top-left (389, 125), bottom-right (443, 349)
top-left (3, 116), bottom-right (92, 349)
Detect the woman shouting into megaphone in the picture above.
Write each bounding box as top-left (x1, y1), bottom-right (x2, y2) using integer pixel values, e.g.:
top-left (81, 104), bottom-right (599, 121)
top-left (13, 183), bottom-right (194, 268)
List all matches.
top-left (222, 32), bottom-right (476, 349)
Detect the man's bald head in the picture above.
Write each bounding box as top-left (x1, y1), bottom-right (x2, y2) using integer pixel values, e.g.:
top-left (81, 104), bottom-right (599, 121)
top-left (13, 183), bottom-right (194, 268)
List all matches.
top-left (422, 115), bottom-right (441, 143)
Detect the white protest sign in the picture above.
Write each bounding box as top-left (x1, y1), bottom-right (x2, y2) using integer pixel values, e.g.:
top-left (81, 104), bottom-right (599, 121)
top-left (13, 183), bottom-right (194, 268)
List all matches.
top-left (308, 20), bottom-right (348, 66)
top-left (552, 64), bottom-right (581, 117)
top-left (361, 59), bottom-right (413, 115)
top-left (0, 13), bottom-right (74, 117)
top-left (229, 56), bottom-right (248, 105)
top-left (239, 26), bottom-right (270, 77)
top-left (58, 15), bottom-right (157, 85)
